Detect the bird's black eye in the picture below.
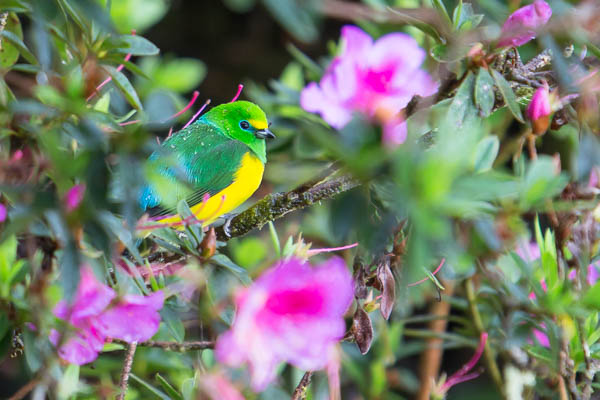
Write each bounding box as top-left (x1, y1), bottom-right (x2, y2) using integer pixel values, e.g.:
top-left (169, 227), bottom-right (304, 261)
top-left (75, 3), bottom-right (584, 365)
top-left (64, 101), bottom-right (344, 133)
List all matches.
top-left (240, 120), bottom-right (250, 130)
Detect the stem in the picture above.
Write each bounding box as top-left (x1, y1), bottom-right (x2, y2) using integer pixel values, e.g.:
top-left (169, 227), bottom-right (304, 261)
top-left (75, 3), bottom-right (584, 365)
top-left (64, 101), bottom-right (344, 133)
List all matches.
top-left (8, 377), bottom-right (40, 400)
top-left (215, 174), bottom-right (360, 240)
top-left (291, 371), bottom-right (314, 400)
top-left (416, 280), bottom-right (454, 400)
top-left (465, 278), bottom-right (504, 396)
top-left (117, 342), bottom-right (137, 400)
top-left (113, 338), bottom-right (214, 351)
top-left (577, 318), bottom-right (593, 400)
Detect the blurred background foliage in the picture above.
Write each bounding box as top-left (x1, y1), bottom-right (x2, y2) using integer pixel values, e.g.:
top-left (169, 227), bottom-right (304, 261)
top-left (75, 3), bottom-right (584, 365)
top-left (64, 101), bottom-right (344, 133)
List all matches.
top-left (1, 0), bottom-right (600, 399)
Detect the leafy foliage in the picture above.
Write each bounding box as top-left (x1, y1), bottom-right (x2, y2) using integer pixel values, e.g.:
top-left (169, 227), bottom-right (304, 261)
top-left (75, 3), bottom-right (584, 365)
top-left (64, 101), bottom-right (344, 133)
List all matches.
top-left (1, 0), bottom-right (600, 399)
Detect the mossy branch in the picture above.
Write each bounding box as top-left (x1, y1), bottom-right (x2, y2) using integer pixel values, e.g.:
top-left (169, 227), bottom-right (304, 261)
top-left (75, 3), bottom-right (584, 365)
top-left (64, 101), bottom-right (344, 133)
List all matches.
top-left (215, 174), bottom-right (360, 241)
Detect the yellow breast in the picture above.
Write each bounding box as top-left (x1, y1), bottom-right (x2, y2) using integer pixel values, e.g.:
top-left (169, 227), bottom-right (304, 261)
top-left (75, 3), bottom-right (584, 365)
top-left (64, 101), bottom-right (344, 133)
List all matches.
top-left (153, 152), bottom-right (264, 228)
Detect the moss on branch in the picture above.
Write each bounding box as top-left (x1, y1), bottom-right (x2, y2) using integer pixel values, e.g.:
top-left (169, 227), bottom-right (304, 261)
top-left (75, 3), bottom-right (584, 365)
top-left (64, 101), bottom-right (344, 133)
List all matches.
top-left (215, 175), bottom-right (360, 240)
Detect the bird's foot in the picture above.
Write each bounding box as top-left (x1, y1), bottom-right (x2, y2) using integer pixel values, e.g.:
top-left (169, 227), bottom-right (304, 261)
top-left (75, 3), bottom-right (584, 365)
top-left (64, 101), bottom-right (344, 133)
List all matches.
top-left (222, 213), bottom-right (237, 238)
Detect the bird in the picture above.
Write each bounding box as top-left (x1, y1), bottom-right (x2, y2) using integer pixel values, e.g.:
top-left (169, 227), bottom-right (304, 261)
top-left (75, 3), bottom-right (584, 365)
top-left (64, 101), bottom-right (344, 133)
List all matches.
top-left (139, 100), bottom-right (275, 229)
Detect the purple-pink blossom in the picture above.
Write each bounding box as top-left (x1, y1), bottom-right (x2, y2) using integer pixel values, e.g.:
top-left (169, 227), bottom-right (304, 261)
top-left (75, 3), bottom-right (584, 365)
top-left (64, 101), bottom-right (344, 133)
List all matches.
top-left (64, 184), bottom-right (86, 213)
top-left (51, 267), bottom-right (164, 365)
top-left (300, 25), bottom-right (437, 145)
top-left (198, 372), bottom-right (245, 400)
top-left (0, 204), bottom-right (6, 223)
top-left (215, 257), bottom-right (354, 391)
top-left (497, 0), bottom-right (552, 48)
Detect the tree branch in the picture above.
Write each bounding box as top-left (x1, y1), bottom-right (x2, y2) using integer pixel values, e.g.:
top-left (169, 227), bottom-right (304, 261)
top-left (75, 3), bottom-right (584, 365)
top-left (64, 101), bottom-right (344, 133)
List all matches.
top-left (215, 175), bottom-right (360, 240)
top-left (117, 341), bottom-right (137, 400)
top-left (291, 371), bottom-right (314, 400)
top-left (113, 338), bottom-right (214, 351)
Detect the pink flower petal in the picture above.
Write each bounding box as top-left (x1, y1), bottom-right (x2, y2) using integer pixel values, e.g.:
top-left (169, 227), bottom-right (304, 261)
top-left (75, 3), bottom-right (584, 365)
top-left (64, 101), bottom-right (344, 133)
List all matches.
top-left (215, 257), bottom-right (353, 392)
top-left (199, 373), bottom-right (245, 400)
top-left (54, 267), bottom-right (115, 323)
top-left (340, 25), bottom-right (373, 59)
top-left (96, 291), bottom-right (164, 342)
top-left (300, 82), bottom-right (352, 128)
top-left (498, 0), bottom-right (552, 47)
top-left (51, 325), bottom-right (106, 365)
top-left (382, 119), bottom-right (408, 146)
top-left (300, 25), bottom-right (437, 146)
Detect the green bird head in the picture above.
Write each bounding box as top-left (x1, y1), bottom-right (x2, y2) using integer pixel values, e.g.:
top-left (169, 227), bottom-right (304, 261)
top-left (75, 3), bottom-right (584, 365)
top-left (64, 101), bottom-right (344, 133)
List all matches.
top-left (201, 101), bottom-right (275, 163)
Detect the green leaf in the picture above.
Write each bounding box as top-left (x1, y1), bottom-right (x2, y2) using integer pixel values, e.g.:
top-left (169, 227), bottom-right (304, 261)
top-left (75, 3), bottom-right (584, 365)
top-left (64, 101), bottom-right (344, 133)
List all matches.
top-left (23, 329), bottom-right (42, 372)
top-left (176, 200), bottom-right (204, 249)
top-left (106, 0), bottom-right (169, 33)
top-left (98, 211), bottom-right (143, 264)
top-left (521, 157), bottom-right (568, 207)
top-left (475, 67), bottom-right (495, 117)
top-left (130, 373), bottom-right (171, 400)
top-left (268, 221), bottom-right (281, 257)
top-left (140, 57), bottom-right (206, 94)
top-left (181, 377), bottom-right (196, 400)
top-left (261, 0), bottom-right (318, 43)
top-left (156, 373), bottom-right (183, 400)
top-left (211, 254), bottom-right (251, 285)
top-left (160, 305), bottom-right (185, 342)
top-left (0, 13), bottom-right (23, 68)
top-left (444, 71), bottom-right (478, 130)
top-left (56, 0), bottom-right (88, 36)
top-left (0, 30), bottom-right (38, 66)
top-left (0, 0), bottom-right (32, 13)
top-left (583, 283), bottom-right (600, 309)
top-left (57, 364), bottom-right (80, 400)
top-left (93, 91), bottom-right (111, 113)
top-left (102, 65), bottom-right (143, 110)
top-left (431, 0), bottom-right (452, 26)
top-left (116, 34), bottom-right (160, 56)
top-left (491, 69), bottom-right (524, 123)
top-left (452, 0), bottom-right (463, 30)
top-left (473, 136), bottom-right (499, 172)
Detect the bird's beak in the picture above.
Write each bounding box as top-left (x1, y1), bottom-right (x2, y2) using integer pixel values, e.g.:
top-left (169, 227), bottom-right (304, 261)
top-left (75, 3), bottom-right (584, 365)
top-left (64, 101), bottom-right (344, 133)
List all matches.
top-left (255, 128), bottom-right (276, 140)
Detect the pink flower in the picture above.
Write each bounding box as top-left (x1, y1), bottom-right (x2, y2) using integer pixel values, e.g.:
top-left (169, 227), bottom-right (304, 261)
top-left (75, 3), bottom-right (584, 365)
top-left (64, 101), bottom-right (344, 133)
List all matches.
top-left (198, 373), bottom-right (245, 400)
top-left (215, 257), bottom-right (354, 391)
top-left (51, 267), bottom-right (164, 365)
top-left (432, 332), bottom-right (488, 398)
top-left (498, 0), bottom-right (552, 48)
top-left (0, 204), bottom-right (6, 223)
top-left (64, 184), bottom-right (85, 213)
top-left (589, 167), bottom-right (599, 189)
top-left (300, 25), bottom-right (437, 145)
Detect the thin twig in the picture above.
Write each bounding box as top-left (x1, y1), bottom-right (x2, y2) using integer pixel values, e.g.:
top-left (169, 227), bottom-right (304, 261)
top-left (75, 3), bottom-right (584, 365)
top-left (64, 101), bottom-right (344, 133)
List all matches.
top-left (465, 278), bottom-right (504, 396)
top-left (291, 371), bottom-right (314, 400)
top-left (577, 318), bottom-right (594, 400)
top-left (559, 336), bottom-right (579, 399)
top-left (8, 377), bottom-right (40, 400)
top-left (117, 342), bottom-right (137, 400)
top-left (416, 280), bottom-right (453, 400)
top-left (112, 338), bottom-right (214, 351)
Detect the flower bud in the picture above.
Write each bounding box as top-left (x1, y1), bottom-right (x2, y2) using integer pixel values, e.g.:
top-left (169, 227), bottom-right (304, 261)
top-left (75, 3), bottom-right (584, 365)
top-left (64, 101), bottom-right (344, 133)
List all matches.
top-left (498, 0), bottom-right (552, 48)
top-left (526, 84), bottom-right (552, 135)
top-left (64, 184), bottom-right (85, 213)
